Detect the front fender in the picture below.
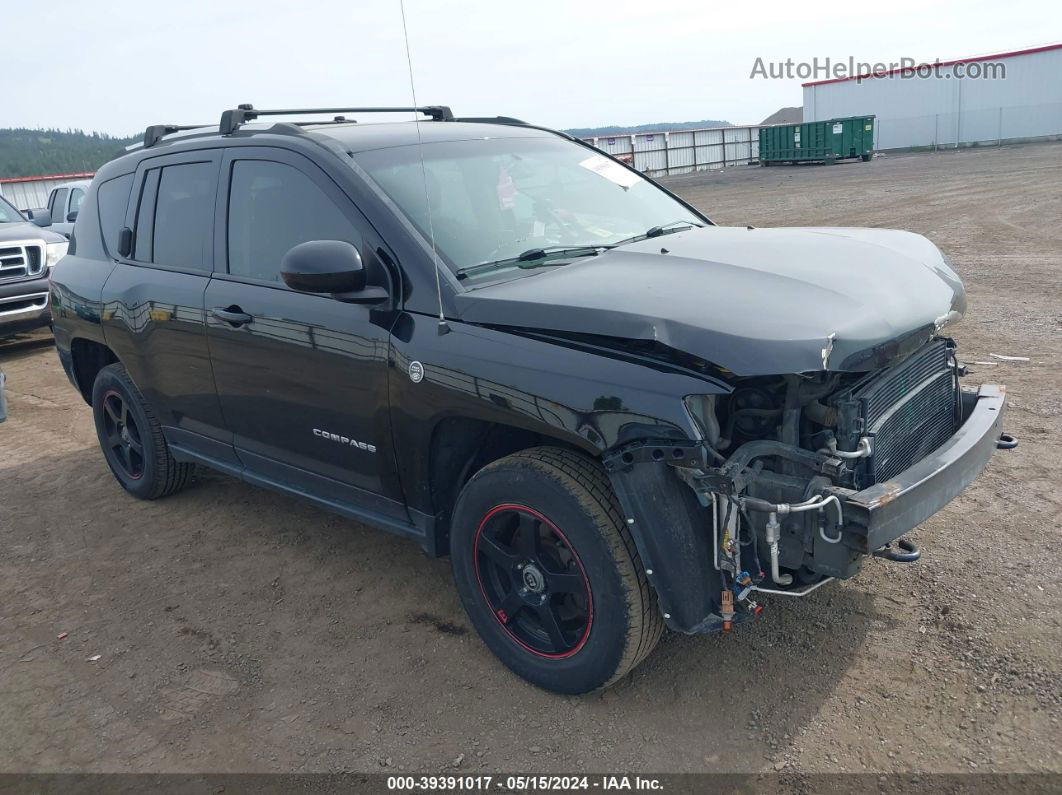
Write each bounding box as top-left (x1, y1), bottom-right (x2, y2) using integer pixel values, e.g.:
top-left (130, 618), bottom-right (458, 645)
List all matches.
top-left (388, 313), bottom-right (726, 517)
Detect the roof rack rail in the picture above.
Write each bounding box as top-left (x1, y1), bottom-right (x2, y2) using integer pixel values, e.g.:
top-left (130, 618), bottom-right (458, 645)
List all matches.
top-left (143, 124), bottom-right (210, 148)
top-left (453, 116), bottom-right (528, 125)
top-left (218, 104), bottom-right (454, 135)
top-left (290, 116), bottom-right (359, 126)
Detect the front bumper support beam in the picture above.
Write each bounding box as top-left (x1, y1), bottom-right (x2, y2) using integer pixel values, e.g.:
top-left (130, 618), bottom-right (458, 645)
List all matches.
top-left (840, 384), bottom-right (1006, 553)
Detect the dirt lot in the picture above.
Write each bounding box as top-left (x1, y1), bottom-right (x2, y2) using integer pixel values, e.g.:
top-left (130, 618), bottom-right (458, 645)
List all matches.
top-left (1, 142), bottom-right (1059, 776)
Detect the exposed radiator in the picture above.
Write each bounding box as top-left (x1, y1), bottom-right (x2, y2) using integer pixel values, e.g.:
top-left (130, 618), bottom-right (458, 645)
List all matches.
top-left (834, 339), bottom-right (960, 486)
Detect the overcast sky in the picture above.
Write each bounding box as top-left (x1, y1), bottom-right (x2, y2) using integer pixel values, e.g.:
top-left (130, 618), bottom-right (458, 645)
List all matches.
top-left (4, 0), bottom-right (1060, 135)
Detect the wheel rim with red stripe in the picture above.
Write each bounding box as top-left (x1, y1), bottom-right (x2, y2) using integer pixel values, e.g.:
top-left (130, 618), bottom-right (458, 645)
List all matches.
top-left (473, 504), bottom-right (592, 659)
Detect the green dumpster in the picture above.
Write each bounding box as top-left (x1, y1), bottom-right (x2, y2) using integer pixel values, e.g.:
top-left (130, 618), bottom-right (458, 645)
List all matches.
top-left (759, 116), bottom-right (875, 165)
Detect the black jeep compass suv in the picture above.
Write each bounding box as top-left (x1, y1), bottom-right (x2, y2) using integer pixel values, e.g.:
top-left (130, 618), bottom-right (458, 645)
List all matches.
top-left (50, 105), bottom-right (1011, 693)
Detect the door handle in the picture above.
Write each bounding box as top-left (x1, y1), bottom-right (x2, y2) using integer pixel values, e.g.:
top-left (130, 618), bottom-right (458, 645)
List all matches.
top-left (212, 306), bottom-right (253, 327)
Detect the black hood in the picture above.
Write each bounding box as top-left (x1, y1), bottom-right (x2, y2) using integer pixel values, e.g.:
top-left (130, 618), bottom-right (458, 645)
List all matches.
top-left (0, 222), bottom-right (67, 245)
top-left (454, 226), bottom-right (966, 377)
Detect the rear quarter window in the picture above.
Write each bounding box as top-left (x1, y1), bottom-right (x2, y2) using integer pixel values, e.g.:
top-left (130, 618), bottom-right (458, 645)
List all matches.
top-left (96, 174), bottom-right (134, 258)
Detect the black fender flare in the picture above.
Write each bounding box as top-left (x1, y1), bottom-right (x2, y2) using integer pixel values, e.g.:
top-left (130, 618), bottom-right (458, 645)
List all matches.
top-left (603, 442), bottom-right (724, 633)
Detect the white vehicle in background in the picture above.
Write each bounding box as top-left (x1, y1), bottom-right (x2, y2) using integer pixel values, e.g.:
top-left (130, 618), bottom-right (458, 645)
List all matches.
top-left (45, 179), bottom-right (91, 239)
top-left (0, 193), bottom-right (68, 336)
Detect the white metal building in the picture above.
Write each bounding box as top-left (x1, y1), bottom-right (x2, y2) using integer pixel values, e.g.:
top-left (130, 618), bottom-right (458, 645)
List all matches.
top-left (803, 44), bottom-right (1062, 150)
top-left (0, 172), bottom-right (94, 212)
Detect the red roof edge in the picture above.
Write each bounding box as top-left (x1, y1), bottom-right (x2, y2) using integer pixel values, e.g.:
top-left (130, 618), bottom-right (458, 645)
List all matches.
top-left (802, 42), bottom-right (1062, 87)
top-left (0, 171), bottom-right (95, 184)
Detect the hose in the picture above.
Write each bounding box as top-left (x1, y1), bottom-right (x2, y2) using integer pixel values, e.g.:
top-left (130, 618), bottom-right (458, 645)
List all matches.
top-left (764, 512), bottom-right (792, 586)
top-left (743, 493), bottom-right (846, 581)
top-left (724, 439), bottom-right (830, 474)
top-left (816, 495), bottom-right (845, 543)
top-left (819, 436), bottom-right (872, 459)
top-left (739, 503), bottom-right (763, 578)
top-left (804, 400), bottom-right (838, 426)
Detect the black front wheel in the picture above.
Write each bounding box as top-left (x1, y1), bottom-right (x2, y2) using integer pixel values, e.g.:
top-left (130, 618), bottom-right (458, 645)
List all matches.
top-left (451, 447), bottom-right (663, 693)
top-left (473, 503), bottom-right (593, 659)
top-left (91, 363), bottom-right (194, 499)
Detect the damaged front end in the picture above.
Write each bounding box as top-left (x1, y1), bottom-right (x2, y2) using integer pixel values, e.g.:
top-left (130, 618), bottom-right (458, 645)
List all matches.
top-left (604, 337), bottom-right (1012, 635)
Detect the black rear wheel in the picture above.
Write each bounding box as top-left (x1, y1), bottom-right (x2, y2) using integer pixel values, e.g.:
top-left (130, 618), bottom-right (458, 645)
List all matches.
top-left (100, 389), bottom-right (145, 480)
top-left (91, 363), bottom-right (194, 500)
top-left (451, 447), bottom-right (663, 693)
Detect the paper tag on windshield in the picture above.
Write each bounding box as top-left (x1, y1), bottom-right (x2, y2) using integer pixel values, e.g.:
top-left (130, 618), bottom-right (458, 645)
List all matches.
top-left (579, 154), bottom-right (642, 189)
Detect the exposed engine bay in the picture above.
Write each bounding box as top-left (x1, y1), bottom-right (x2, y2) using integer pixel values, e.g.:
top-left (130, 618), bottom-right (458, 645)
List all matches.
top-left (687, 337), bottom-right (961, 597)
top-left (604, 335), bottom-right (1000, 633)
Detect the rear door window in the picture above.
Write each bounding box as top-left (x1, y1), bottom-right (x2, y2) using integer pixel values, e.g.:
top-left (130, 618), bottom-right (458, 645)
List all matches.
top-left (130, 157), bottom-right (219, 271)
top-left (133, 168), bottom-right (160, 262)
top-left (152, 163), bottom-right (217, 270)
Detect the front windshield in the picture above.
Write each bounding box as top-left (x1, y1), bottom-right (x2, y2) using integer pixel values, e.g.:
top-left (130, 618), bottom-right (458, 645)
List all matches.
top-left (354, 136), bottom-right (705, 278)
top-left (0, 196), bottom-right (24, 224)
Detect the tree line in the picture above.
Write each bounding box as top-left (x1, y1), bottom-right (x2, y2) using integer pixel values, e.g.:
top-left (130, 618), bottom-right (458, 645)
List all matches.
top-left (0, 128), bottom-right (138, 178)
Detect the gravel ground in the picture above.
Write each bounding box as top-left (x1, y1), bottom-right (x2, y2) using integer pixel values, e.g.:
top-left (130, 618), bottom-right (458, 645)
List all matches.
top-left (0, 142), bottom-right (1059, 776)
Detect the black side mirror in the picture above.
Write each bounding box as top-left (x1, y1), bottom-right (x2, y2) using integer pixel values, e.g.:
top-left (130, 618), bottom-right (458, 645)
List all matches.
top-left (25, 208), bottom-right (52, 227)
top-left (66, 210), bottom-right (79, 223)
top-left (281, 240), bottom-right (388, 304)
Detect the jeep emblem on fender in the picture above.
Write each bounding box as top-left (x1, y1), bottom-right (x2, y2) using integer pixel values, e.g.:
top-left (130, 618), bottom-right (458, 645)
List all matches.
top-left (408, 361), bottom-right (424, 383)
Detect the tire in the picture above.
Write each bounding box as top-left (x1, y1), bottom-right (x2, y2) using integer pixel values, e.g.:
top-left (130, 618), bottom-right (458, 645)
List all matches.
top-left (450, 447), bottom-right (663, 693)
top-left (91, 362), bottom-right (194, 499)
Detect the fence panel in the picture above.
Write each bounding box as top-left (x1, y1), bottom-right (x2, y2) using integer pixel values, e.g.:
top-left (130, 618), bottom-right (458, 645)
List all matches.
top-left (589, 135), bottom-right (635, 163)
top-left (582, 124), bottom-right (759, 177)
top-left (632, 133), bottom-right (668, 174)
top-left (665, 131), bottom-right (696, 173)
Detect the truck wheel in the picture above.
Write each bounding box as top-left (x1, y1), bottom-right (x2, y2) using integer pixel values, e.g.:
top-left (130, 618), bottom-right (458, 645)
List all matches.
top-left (91, 363), bottom-right (194, 500)
top-left (450, 447), bottom-right (663, 693)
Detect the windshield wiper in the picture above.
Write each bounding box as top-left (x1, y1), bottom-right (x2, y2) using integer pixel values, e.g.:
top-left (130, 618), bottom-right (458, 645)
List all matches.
top-left (455, 224), bottom-right (703, 280)
top-left (606, 220), bottom-right (706, 250)
top-left (456, 245), bottom-right (603, 279)
top-left (648, 219), bottom-right (704, 237)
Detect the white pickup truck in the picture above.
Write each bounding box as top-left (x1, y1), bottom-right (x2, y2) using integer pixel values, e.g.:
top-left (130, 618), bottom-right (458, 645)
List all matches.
top-left (0, 193), bottom-right (68, 336)
top-left (44, 178), bottom-right (91, 239)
